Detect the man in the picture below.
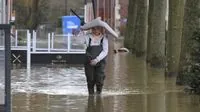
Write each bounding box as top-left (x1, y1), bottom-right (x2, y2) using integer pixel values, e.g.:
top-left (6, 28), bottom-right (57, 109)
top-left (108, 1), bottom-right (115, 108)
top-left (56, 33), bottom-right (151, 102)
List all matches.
top-left (80, 17), bottom-right (118, 95)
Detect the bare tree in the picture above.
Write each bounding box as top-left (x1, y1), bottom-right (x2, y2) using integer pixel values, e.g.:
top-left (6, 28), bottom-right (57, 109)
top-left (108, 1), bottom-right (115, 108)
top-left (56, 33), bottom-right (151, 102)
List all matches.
top-left (147, 0), bottom-right (167, 68)
top-left (147, 0), bottom-right (154, 62)
top-left (28, 0), bottom-right (40, 30)
top-left (14, 0), bottom-right (49, 29)
top-left (124, 0), bottom-right (137, 52)
top-left (134, 0), bottom-right (148, 58)
top-left (166, 0), bottom-right (184, 76)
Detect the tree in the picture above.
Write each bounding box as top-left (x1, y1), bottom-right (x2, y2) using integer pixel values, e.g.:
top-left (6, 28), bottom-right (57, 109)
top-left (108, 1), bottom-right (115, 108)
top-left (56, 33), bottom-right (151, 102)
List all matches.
top-left (166, 0), bottom-right (184, 76)
top-left (28, 0), bottom-right (40, 30)
top-left (13, 0), bottom-right (31, 28)
top-left (183, 29), bottom-right (200, 94)
top-left (134, 0), bottom-right (148, 58)
top-left (147, 0), bottom-right (167, 68)
top-left (38, 0), bottom-right (49, 23)
top-left (124, 0), bottom-right (137, 52)
top-left (13, 0), bottom-right (49, 29)
top-left (177, 0), bottom-right (199, 84)
top-left (147, 0), bottom-right (154, 62)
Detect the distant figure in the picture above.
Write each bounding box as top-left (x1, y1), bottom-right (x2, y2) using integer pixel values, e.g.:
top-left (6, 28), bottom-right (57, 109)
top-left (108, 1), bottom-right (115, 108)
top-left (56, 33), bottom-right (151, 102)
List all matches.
top-left (80, 17), bottom-right (118, 95)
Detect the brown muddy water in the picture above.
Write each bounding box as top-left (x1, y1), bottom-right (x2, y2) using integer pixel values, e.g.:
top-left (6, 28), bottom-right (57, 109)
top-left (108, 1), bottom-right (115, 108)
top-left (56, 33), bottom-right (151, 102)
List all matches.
top-left (10, 53), bottom-right (200, 112)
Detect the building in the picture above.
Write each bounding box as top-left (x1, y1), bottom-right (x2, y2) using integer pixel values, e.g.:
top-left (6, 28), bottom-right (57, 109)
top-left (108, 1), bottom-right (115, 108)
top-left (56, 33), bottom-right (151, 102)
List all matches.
top-left (85, 0), bottom-right (120, 34)
top-left (96, 0), bottom-right (119, 30)
top-left (0, 0), bottom-right (6, 24)
top-left (0, 0), bottom-right (13, 24)
top-left (119, 0), bottom-right (128, 20)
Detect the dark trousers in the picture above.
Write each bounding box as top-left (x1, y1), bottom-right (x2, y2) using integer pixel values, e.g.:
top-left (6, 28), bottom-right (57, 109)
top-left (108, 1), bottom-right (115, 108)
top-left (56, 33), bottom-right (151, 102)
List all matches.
top-left (84, 62), bottom-right (105, 94)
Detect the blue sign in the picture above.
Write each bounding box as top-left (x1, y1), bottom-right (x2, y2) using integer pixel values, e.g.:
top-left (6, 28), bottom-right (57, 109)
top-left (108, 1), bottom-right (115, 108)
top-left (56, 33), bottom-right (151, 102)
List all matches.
top-left (62, 16), bottom-right (81, 34)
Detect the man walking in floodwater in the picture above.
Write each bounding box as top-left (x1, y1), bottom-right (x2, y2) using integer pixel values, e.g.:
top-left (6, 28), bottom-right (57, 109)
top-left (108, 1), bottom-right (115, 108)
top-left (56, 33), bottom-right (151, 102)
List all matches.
top-left (80, 17), bottom-right (118, 95)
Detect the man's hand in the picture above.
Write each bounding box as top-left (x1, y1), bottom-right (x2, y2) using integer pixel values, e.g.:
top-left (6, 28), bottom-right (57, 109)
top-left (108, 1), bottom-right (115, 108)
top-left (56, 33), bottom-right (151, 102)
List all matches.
top-left (90, 59), bottom-right (99, 66)
top-left (72, 29), bottom-right (80, 36)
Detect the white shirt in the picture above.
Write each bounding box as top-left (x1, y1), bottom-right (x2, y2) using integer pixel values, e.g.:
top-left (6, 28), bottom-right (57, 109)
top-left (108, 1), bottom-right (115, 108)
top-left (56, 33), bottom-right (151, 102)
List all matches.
top-left (83, 34), bottom-right (108, 62)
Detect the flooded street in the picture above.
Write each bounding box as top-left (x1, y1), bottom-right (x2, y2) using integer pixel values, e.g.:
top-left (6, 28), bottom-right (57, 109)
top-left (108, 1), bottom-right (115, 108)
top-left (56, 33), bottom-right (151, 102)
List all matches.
top-left (11, 52), bottom-right (200, 112)
top-left (0, 0), bottom-right (199, 111)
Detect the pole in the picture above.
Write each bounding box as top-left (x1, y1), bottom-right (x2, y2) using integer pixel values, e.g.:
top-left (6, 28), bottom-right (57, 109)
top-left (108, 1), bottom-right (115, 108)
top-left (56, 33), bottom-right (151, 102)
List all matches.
top-left (48, 33), bottom-right (51, 52)
top-left (27, 30), bottom-right (31, 69)
top-left (64, 0), bottom-right (68, 15)
top-left (92, 0), bottom-right (96, 18)
top-left (5, 0), bottom-right (8, 23)
top-left (67, 33), bottom-right (70, 52)
top-left (15, 29), bottom-right (18, 46)
top-left (51, 32), bottom-right (54, 49)
top-left (84, 0), bottom-right (87, 4)
top-left (4, 24), bottom-right (11, 112)
top-left (2, 0), bottom-right (6, 23)
top-left (32, 30), bottom-right (36, 52)
top-left (84, 1), bottom-right (87, 23)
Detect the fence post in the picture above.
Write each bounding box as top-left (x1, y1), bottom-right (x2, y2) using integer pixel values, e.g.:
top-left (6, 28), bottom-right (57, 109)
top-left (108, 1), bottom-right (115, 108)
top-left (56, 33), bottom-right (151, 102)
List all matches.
top-left (15, 29), bottom-right (18, 46)
top-left (27, 30), bottom-right (31, 69)
top-left (67, 33), bottom-right (71, 52)
top-left (48, 33), bottom-right (51, 52)
top-left (32, 30), bottom-right (36, 52)
top-left (51, 32), bottom-right (54, 50)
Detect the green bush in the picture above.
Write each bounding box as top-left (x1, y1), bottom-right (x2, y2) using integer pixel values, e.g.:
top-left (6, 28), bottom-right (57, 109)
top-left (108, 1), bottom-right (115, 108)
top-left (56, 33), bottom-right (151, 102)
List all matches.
top-left (183, 29), bottom-right (200, 94)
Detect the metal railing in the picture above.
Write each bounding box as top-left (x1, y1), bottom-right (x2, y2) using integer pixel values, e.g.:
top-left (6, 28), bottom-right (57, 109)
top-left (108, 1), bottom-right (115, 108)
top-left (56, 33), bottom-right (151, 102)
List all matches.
top-left (2, 29), bottom-right (86, 53)
top-left (9, 29), bottom-right (86, 53)
top-left (1, 29), bottom-right (86, 68)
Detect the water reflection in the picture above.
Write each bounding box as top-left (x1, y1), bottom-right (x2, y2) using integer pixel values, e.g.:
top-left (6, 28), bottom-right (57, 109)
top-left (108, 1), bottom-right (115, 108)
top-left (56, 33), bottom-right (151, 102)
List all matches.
top-left (85, 96), bottom-right (104, 112)
top-left (10, 51), bottom-right (200, 112)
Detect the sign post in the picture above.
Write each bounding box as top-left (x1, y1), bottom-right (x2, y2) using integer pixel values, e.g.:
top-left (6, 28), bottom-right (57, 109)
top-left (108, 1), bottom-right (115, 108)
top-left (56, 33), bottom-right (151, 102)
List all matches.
top-left (0, 24), bottom-right (11, 112)
top-left (62, 16), bottom-right (81, 34)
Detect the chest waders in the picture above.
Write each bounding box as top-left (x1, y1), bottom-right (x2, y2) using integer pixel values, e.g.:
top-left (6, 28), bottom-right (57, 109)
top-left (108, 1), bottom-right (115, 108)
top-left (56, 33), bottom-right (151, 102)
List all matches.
top-left (84, 38), bottom-right (106, 95)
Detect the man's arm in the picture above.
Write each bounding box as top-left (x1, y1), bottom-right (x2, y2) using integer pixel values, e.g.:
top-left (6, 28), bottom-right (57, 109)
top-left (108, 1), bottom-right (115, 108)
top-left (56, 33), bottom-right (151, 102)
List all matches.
top-left (95, 37), bottom-right (108, 62)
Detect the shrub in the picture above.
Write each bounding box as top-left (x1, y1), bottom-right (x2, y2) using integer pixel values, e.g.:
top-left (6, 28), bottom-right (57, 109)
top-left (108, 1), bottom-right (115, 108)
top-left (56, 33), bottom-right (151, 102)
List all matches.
top-left (183, 29), bottom-right (200, 94)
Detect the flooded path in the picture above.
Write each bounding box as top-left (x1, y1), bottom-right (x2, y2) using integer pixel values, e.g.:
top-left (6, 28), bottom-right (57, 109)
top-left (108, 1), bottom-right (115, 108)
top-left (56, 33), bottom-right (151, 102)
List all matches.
top-left (10, 53), bottom-right (200, 112)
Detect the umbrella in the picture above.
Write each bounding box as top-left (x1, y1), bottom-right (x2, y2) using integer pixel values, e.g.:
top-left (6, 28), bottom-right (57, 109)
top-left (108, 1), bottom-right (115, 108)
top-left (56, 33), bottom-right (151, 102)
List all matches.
top-left (80, 17), bottom-right (118, 38)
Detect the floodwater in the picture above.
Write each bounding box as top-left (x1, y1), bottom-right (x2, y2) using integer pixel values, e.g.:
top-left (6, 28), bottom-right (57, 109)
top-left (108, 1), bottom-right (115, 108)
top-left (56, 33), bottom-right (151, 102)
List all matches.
top-left (10, 51), bottom-right (200, 112)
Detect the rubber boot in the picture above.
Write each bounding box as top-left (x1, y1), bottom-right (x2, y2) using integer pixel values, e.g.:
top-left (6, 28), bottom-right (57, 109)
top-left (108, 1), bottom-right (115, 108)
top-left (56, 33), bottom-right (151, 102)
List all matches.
top-left (96, 86), bottom-right (103, 94)
top-left (88, 88), bottom-right (94, 95)
top-left (88, 84), bottom-right (94, 95)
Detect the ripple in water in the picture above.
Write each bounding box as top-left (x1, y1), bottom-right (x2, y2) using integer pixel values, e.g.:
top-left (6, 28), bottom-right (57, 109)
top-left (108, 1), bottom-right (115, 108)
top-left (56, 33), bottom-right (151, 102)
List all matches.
top-left (11, 66), bottom-right (142, 96)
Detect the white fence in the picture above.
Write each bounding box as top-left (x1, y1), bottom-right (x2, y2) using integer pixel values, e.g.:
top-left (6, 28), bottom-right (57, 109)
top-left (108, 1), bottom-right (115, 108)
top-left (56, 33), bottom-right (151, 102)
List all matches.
top-left (9, 29), bottom-right (86, 53)
top-left (0, 29), bottom-right (86, 68)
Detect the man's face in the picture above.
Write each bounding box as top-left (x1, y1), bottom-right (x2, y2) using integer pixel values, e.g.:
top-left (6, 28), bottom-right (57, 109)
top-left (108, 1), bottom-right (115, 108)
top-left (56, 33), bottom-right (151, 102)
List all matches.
top-left (92, 26), bottom-right (103, 36)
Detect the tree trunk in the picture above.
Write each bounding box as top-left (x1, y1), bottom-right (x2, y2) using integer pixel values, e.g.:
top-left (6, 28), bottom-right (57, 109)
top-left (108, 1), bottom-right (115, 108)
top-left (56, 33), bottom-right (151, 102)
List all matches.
top-left (28, 0), bottom-right (40, 30)
top-left (147, 0), bottom-right (154, 62)
top-left (148, 0), bottom-right (167, 68)
top-left (166, 0), bottom-right (184, 76)
top-left (124, 0), bottom-right (137, 52)
top-left (134, 0), bottom-right (148, 58)
top-left (177, 0), bottom-right (199, 84)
